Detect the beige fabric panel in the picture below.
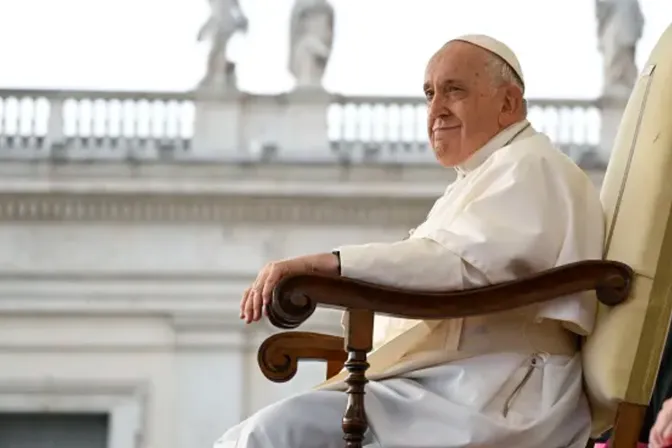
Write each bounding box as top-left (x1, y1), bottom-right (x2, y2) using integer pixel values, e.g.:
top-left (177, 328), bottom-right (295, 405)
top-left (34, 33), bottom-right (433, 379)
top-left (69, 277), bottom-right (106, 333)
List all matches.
top-left (582, 23), bottom-right (672, 436)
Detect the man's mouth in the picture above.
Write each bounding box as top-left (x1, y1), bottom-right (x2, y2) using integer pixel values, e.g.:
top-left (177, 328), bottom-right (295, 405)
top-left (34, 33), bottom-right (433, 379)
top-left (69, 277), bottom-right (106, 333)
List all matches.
top-left (433, 125), bottom-right (460, 132)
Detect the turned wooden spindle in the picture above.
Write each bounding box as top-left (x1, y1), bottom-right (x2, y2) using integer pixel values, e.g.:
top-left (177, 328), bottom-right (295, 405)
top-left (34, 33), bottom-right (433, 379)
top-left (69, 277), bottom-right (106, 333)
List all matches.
top-left (342, 350), bottom-right (370, 447)
top-left (340, 309), bottom-right (374, 448)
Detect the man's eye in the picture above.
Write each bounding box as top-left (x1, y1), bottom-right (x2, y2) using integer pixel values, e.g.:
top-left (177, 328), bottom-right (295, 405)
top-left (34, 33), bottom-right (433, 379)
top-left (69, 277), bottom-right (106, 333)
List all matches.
top-left (424, 91), bottom-right (434, 100)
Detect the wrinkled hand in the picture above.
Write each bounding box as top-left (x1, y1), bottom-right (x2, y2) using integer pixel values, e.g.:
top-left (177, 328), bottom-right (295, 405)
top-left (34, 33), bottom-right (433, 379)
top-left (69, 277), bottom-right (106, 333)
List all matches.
top-left (651, 398), bottom-right (672, 448)
top-left (240, 253), bottom-right (339, 324)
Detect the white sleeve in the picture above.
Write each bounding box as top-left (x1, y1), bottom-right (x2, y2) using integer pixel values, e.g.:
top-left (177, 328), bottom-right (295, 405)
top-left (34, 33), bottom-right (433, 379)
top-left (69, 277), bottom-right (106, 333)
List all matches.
top-left (337, 238), bottom-right (486, 291)
top-left (336, 155), bottom-right (568, 292)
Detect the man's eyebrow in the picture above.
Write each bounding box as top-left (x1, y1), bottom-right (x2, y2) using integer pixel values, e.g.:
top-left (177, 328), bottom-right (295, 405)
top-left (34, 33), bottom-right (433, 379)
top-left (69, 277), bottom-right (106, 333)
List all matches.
top-left (423, 79), bottom-right (463, 91)
top-left (442, 79), bottom-right (463, 85)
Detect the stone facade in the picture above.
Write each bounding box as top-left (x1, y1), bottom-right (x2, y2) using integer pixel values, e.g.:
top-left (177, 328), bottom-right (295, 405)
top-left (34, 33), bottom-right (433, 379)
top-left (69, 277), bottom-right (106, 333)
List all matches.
top-left (0, 159), bottom-right (447, 448)
top-left (0, 153), bottom-right (606, 447)
top-left (0, 45), bottom-right (616, 446)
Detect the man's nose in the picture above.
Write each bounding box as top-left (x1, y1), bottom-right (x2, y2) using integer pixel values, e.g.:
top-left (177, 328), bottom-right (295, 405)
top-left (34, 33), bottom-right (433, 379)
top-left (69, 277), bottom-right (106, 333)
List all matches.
top-left (427, 97), bottom-right (450, 120)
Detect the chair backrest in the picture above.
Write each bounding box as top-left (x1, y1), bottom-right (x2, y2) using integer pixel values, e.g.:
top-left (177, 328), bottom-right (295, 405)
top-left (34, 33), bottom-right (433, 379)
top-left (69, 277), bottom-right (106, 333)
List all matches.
top-left (582, 23), bottom-right (672, 436)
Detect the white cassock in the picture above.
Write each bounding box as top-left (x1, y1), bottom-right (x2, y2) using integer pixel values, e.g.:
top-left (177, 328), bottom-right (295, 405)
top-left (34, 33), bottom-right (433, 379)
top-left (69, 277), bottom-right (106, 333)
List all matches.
top-left (214, 119), bottom-right (605, 448)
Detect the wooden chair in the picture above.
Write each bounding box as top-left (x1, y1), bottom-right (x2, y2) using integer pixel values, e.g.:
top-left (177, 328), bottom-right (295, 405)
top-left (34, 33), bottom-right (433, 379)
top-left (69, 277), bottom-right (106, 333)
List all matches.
top-left (257, 23), bottom-right (672, 448)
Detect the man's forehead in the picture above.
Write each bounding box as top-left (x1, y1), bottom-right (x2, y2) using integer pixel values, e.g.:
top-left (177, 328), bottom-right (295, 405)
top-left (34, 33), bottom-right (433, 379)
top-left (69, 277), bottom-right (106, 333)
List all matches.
top-left (424, 41), bottom-right (489, 80)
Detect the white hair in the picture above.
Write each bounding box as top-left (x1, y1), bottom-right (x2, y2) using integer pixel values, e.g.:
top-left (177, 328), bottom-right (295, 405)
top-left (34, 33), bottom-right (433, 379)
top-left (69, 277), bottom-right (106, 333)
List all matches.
top-left (484, 52), bottom-right (527, 115)
top-left (485, 53), bottom-right (524, 91)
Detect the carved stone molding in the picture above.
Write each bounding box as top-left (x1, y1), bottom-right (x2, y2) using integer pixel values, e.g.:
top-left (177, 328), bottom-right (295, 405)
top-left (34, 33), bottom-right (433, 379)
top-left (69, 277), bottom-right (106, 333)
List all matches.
top-left (0, 270), bottom-right (342, 350)
top-left (0, 192), bottom-right (432, 226)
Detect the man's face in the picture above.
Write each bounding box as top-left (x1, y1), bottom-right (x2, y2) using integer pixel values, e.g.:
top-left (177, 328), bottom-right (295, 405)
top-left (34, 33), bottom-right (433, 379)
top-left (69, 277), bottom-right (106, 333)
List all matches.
top-left (424, 41), bottom-right (512, 167)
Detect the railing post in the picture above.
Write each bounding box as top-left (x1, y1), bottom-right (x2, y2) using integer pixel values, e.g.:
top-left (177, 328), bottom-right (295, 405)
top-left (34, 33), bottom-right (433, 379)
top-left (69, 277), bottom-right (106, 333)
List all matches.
top-left (45, 96), bottom-right (66, 156)
top-left (278, 88), bottom-right (332, 161)
top-left (191, 89), bottom-right (243, 160)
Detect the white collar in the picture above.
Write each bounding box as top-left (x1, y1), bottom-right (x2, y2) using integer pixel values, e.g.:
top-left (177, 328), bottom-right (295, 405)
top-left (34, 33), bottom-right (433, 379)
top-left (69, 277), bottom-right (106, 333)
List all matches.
top-left (454, 120), bottom-right (536, 176)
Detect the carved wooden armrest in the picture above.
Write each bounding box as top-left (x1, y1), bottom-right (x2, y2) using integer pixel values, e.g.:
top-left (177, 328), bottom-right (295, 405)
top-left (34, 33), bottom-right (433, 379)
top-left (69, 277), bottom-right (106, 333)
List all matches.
top-left (258, 332), bottom-right (347, 383)
top-left (266, 259), bottom-right (633, 329)
top-left (258, 259), bottom-right (633, 446)
top-left (258, 260), bottom-right (633, 383)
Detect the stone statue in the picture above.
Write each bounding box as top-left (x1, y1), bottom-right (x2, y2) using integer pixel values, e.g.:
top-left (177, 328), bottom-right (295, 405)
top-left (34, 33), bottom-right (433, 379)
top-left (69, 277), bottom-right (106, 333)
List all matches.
top-left (196, 0), bottom-right (249, 90)
top-left (595, 0), bottom-right (644, 98)
top-left (288, 0), bottom-right (335, 90)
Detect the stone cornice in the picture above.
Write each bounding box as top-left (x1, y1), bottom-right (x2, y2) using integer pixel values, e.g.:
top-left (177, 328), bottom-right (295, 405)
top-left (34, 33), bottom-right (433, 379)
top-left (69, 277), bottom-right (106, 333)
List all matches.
top-left (0, 271), bottom-right (250, 319)
top-left (0, 151), bottom-right (608, 224)
top-left (0, 191), bottom-right (433, 225)
top-left (0, 271), bottom-right (333, 320)
top-left (0, 270), bottom-right (343, 350)
top-left (0, 379), bottom-right (148, 396)
top-left (0, 165), bottom-right (606, 224)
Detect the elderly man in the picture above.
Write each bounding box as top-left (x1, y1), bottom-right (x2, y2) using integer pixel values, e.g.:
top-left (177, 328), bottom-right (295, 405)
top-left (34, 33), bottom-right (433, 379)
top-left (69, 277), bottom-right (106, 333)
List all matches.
top-left (214, 34), bottom-right (603, 448)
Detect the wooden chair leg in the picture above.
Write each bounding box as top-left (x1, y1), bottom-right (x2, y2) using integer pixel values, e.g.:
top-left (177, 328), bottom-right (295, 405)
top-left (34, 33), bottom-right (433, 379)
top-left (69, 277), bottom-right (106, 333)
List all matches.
top-left (342, 350), bottom-right (369, 448)
top-left (341, 309), bottom-right (374, 448)
top-left (611, 402), bottom-right (648, 448)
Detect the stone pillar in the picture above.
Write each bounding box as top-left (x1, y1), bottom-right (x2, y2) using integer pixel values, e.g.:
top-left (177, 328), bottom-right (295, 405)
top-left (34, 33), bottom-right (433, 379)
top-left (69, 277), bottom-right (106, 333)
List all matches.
top-left (191, 89), bottom-right (243, 160)
top-left (278, 88), bottom-right (332, 161)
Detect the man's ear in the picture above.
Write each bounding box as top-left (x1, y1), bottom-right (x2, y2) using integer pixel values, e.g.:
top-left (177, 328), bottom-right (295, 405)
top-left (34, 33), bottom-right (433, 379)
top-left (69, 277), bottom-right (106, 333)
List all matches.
top-left (499, 85), bottom-right (525, 124)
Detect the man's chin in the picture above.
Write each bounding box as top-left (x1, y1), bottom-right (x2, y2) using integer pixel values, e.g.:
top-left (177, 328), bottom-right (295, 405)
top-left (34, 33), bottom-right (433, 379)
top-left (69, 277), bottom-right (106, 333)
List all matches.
top-left (431, 146), bottom-right (457, 166)
top-left (433, 152), bottom-right (460, 168)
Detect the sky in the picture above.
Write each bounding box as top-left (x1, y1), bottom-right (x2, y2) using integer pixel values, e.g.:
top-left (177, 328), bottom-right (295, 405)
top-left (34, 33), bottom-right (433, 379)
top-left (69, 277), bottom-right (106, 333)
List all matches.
top-left (0, 0), bottom-right (669, 100)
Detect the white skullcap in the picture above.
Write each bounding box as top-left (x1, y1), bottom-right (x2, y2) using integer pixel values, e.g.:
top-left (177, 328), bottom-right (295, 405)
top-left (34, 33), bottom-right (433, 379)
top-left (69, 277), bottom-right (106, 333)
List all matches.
top-left (450, 34), bottom-right (524, 87)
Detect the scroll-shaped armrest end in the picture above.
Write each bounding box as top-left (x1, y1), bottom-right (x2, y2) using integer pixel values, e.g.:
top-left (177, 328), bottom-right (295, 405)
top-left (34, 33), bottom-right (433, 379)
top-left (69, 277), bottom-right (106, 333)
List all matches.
top-left (267, 289), bottom-right (317, 330)
top-left (594, 268), bottom-right (633, 306)
top-left (258, 331), bottom-right (347, 383)
top-left (266, 259), bottom-right (634, 329)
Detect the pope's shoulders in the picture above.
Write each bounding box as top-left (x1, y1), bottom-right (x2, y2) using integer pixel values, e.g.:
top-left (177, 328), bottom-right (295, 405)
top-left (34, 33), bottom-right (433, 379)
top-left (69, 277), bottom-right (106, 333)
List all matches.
top-left (487, 133), bottom-right (593, 186)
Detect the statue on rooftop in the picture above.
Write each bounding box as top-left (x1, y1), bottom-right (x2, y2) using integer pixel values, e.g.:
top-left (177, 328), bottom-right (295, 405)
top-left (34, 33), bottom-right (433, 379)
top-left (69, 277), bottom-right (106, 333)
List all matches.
top-left (196, 0), bottom-right (249, 90)
top-left (595, 0), bottom-right (645, 98)
top-left (288, 0), bottom-right (335, 90)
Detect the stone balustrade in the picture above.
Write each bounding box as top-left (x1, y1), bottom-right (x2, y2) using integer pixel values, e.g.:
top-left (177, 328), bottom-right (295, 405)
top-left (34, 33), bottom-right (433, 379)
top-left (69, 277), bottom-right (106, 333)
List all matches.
top-left (0, 88), bottom-right (601, 165)
top-left (0, 89), bottom-right (194, 160)
top-left (330, 95), bottom-right (601, 165)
